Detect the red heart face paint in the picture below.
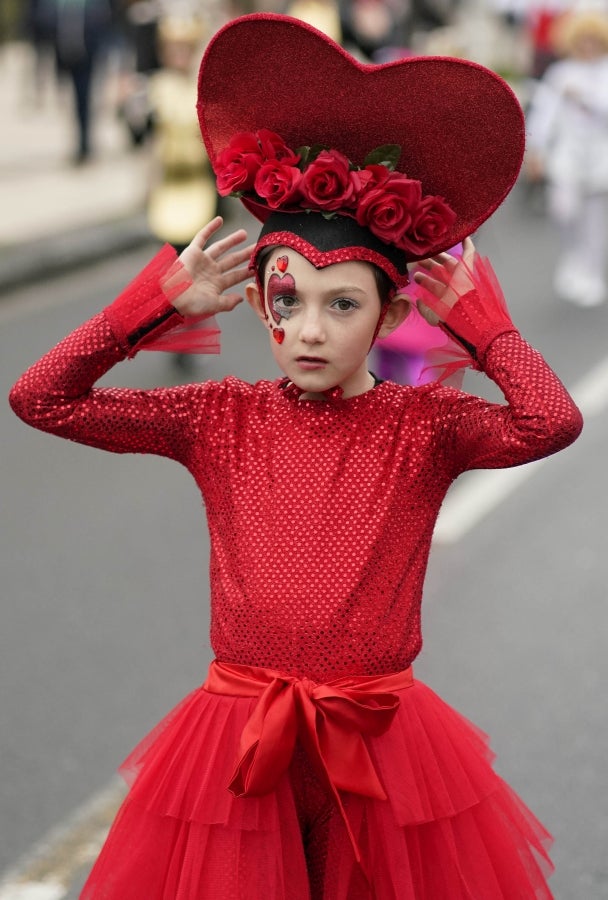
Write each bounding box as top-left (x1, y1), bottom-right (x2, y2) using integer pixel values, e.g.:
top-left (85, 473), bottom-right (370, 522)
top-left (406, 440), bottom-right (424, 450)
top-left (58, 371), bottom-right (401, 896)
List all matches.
top-left (272, 328), bottom-right (285, 344)
top-left (276, 255), bottom-right (289, 273)
top-left (267, 263), bottom-right (296, 326)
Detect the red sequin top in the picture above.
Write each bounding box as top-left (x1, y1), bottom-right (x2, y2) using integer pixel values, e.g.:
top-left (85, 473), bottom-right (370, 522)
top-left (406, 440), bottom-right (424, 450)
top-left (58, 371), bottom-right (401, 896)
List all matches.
top-left (10, 248), bottom-right (583, 682)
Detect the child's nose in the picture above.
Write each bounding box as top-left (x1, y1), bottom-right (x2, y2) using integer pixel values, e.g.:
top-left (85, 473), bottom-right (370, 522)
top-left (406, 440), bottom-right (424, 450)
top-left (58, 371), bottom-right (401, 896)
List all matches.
top-left (299, 309), bottom-right (325, 344)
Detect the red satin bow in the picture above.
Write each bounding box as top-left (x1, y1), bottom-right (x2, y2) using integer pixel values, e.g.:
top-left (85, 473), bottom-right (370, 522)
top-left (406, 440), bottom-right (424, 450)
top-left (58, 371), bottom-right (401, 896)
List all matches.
top-left (204, 660), bottom-right (413, 866)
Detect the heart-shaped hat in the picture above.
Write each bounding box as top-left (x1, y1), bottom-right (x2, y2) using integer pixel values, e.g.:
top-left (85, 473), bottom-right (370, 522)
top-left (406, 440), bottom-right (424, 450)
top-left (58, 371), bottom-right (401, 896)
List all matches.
top-left (197, 13), bottom-right (524, 281)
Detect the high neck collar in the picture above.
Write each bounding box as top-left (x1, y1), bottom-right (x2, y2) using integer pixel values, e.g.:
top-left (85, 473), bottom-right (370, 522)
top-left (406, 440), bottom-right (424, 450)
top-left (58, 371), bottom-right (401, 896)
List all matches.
top-left (279, 374), bottom-right (382, 404)
top-left (281, 379), bottom-right (345, 403)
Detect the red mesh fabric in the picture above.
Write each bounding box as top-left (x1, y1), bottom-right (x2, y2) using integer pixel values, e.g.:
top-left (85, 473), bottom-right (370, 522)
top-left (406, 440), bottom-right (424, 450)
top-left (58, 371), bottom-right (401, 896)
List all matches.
top-left (103, 244), bottom-right (221, 356)
top-left (413, 254), bottom-right (516, 364)
top-left (81, 678), bottom-right (553, 899)
top-left (115, 680), bottom-right (498, 829)
top-left (140, 313), bottom-right (221, 354)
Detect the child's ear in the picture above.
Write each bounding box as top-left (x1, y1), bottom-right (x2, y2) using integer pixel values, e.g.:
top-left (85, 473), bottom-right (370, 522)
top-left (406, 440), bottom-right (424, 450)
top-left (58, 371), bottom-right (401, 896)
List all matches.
top-left (245, 282), bottom-right (268, 324)
top-left (376, 294), bottom-right (411, 339)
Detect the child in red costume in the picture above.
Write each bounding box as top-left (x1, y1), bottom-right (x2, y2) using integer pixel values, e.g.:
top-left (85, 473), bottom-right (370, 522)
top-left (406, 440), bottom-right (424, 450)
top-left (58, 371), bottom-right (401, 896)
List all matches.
top-left (10, 14), bottom-right (582, 900)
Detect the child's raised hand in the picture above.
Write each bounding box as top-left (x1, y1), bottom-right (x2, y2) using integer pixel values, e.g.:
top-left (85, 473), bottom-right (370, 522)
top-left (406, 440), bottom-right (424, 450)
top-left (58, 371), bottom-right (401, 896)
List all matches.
top-left (173, 217), bottom-right (255, 318)
top-left (413, 237), bottom-right (476, 327)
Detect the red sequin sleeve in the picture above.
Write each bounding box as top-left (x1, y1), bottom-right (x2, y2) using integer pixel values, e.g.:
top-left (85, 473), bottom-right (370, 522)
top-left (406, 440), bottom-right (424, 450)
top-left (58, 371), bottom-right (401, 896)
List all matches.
top-left (9, 246), bottom-right (206, 462)
top-left (413, 253), bottom-right (583, 471)
top-left (435, 329), bottom-right (583, 475)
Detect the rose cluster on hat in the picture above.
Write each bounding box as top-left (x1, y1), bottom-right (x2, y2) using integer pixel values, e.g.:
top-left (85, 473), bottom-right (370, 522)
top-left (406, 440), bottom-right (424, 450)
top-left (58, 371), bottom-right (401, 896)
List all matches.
top-left (215, 129), bottom-right (456, 258)
top-left (197, 13), bottom-right (525, 286)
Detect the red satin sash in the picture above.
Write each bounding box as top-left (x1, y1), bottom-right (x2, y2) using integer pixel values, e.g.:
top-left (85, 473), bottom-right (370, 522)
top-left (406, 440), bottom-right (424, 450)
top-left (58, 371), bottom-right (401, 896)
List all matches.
top-left (204, 659), bottom-right (413, 868)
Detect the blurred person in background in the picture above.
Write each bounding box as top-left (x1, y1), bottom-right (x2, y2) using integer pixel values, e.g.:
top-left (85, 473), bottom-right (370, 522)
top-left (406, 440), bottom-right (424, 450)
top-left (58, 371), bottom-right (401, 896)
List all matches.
top-left (526, 7), bottom-right (608, 307)
top-left (145, 13), bottom-right (218, 372)
top-left (22, 0), bottom-right (58, 103)
top-left (339, 0), bottom-right (407, 59)
top-left (286, 0), bottom-right (342, 42)
top-left (526, 0), bottom-right (575, 79)
top-left (115, 1), bottom-right (162, 147)
top-left (121, 0), bottom-right (161, 75)
top-left (42, 0), bottom-right (114, 164)
top-left (339, 0), bottom-right (458, 64)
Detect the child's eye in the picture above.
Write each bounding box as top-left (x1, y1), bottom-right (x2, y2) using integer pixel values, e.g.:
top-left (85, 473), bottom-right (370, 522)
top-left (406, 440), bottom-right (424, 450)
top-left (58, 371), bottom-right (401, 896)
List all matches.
top-left (331, 298), bottom-right (359, 312)
top-left (274, 295), bottom-right (298, 310)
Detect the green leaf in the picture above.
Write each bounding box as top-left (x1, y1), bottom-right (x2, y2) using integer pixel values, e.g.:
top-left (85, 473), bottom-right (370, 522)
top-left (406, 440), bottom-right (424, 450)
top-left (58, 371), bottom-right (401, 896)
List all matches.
top-left (363, 144), bottom-right (401, 170)
top-left (307, 143), bottom-right (330, 164)
top-left (295, 145), bottom-right (311, 167)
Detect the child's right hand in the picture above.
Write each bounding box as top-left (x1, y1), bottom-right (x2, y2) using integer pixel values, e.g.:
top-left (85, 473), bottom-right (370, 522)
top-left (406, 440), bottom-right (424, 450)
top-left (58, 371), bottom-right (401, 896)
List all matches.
top-left (414, 237), bottom-right (476, 326)
top-left (173, 216), bottom-right (255, 318)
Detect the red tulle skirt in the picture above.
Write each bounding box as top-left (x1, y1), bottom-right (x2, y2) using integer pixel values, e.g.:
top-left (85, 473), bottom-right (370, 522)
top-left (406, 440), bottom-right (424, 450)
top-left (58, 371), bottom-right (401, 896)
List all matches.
top-left (81, 677), bottom-right (553, 899)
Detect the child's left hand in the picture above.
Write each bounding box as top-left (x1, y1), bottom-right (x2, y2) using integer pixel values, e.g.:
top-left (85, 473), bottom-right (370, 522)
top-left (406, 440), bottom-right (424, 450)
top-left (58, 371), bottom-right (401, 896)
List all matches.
top-left (174, 216), bottom-right (256, 318)
top-left (413, 237), bottom-right (476, 327)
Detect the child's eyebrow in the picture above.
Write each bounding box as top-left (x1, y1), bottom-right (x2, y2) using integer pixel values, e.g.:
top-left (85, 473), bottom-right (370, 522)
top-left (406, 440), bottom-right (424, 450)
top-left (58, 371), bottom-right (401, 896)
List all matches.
top-left (321, 285), bottom-right (368, 297)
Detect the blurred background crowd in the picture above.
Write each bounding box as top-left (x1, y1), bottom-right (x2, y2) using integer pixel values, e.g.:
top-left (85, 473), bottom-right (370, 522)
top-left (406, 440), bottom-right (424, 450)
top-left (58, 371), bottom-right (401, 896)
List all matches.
top-left (2, 0), bottom-right (608, 368)
top-left (2, 0), bottom-right (608, 176)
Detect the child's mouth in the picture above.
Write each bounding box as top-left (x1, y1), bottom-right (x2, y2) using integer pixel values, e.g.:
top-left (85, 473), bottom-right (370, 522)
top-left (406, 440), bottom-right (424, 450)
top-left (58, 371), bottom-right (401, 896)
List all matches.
top-left (296, 356), bottom-right (327, 370)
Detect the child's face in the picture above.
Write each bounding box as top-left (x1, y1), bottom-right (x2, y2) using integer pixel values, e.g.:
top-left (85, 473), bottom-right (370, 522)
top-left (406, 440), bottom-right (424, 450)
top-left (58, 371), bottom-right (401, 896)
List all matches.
top-left (246, 247), bottom-right (407, 398)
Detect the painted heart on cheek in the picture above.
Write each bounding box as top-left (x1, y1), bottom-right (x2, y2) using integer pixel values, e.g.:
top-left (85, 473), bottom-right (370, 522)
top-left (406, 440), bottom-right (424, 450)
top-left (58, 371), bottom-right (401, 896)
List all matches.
top-left (273, 328), bottom-right (285, 344)
top-left (268, 272), bottom-right (296, 324)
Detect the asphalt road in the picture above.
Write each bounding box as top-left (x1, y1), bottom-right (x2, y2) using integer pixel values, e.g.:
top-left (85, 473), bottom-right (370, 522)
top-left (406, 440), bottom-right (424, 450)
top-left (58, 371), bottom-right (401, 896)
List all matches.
top-left (2, 188), bottom-right (608, 898)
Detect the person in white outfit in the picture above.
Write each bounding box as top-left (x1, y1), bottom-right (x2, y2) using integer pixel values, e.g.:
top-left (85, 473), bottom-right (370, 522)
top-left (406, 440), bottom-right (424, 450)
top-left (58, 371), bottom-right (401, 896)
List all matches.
top-left (526, 9), bottom-right (608, 306)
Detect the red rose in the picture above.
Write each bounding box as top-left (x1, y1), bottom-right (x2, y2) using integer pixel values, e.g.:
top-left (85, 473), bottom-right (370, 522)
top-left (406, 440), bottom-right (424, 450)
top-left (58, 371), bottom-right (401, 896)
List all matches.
top-left (351, 164), bottom-right (391, 195)
top-left (356, 174), bottom-right (422, 245)
top-left (254, 160), bottom-right (302, 209)
top-left (299, 149), bottom-right (358, 211)
top-left (257, 129), bottom-right (300, 166)
top-left (214, 132), bottom-right (265, 196)
top-left (398, 195), bottom-right (457, 255)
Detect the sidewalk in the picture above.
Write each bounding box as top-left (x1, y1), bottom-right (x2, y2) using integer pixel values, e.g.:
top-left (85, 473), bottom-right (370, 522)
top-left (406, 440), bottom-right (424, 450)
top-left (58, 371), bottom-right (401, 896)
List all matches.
top-left (0, 41), bottom-right (153, 294)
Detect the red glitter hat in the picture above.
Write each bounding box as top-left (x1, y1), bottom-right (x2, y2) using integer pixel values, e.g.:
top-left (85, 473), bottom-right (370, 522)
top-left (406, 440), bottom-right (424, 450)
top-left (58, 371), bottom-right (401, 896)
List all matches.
top-left (197, 13), bottom-right (524, 284)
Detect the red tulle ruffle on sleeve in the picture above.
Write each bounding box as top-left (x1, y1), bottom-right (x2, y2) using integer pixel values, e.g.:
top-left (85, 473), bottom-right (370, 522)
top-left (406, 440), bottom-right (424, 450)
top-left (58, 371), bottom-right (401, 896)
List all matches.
top-left (103, 244), bottom-right (221, 357)
top-left (412, 254), bottom-right (517, 382)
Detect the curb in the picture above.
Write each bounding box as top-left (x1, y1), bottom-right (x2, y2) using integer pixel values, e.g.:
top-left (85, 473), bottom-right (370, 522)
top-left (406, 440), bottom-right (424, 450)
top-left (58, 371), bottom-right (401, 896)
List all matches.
top-left (0, 214), bottom-right (156, 296)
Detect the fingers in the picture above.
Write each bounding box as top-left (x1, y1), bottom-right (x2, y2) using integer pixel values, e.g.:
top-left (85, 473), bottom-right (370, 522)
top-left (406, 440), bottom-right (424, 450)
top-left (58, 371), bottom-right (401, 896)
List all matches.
top-left (206, 228), bottom-right (250, 260)
top-left (217, 244), bottom-right (256, 272)
top-left (222, 264), bottom-right (254, 289)
top-left (416, 253), bottom-right (454, 271)
top-left (417, 238), bottom-right (476, 270)
top-left (413, 270), bottom-right (443, 293)
top-left (192, 216), bottom-right (224, 249)
top-left (416, 299), bottom-right (441, 327)
top-left (461, 236), bottom-right (476, 260)
top-left (191, 217), bottom-right (251, 259)
top-left (219, 293), bottom-right (244, 311)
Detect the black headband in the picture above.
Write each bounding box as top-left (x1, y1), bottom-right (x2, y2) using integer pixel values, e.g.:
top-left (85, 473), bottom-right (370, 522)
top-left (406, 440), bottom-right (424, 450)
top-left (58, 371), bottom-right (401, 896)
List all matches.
top-left (253, 212), bottom-right (410, 287)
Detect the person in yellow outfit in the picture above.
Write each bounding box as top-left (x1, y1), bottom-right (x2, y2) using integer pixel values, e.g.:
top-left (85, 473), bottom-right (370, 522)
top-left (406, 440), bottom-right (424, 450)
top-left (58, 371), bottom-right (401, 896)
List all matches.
top-left (286, 0), bottom-right (342, 43)
top-left (146, 15), bottom-right (218, 370)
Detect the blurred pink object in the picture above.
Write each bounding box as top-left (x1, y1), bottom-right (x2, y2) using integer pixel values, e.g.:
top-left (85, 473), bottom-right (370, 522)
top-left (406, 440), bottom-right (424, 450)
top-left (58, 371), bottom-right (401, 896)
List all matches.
top-left (373, 306), bottom-right (442, 384)
top-left (373, 244), bottom-right (463, 385)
